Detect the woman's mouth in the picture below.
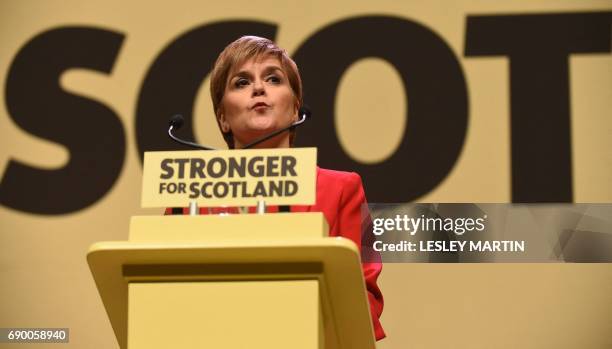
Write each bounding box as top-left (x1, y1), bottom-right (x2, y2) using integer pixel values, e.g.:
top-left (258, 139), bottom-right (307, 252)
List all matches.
top-left (251, 102), bottom-right (269, 110)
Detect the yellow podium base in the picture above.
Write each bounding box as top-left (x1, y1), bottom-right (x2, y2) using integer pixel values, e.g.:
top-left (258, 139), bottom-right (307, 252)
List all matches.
top-left (129, 280), bottom-right (320, 349)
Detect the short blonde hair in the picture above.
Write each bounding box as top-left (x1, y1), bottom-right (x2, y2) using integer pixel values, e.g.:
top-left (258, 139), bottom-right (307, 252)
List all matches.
top-left (210, 36), bottom-right (303, 148)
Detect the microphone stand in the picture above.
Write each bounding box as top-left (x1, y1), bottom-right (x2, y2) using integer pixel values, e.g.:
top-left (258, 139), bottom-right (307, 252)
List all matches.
top-left (168, 121), bottom-right (217, 150)
top-left (242, 110), bottom-right (309, 149)
top-left (167, 106), bottom-right (311, 150)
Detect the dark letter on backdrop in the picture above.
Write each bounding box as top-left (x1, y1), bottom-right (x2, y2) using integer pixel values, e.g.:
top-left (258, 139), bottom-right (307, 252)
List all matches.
top-left (2, 27), bottom-right (125, 214)
top-left (465, 12), bottom-right (612, 202)
top-left (293, 16), bottom-right (469, 202)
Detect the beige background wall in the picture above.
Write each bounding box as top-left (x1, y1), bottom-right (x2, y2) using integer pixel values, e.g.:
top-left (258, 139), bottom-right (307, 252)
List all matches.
top-left (1, 1), bottom-right (611, 348)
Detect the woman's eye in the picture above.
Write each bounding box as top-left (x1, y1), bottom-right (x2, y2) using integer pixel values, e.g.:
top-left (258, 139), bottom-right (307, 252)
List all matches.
top-left (234, 78), bottom-right (249, 88)
top-left (266, 75), bottom-right (281, 84)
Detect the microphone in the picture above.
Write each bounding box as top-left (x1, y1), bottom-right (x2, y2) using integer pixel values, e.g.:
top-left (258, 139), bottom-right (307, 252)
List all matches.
top-left (169, 114), bottom-right (184, 129)
top-left (242, 106), bottom-right (311, 149)
top-left (167, 106), bottom-right (311, 150)
top-left (167, 114), bottom-right (217, 150)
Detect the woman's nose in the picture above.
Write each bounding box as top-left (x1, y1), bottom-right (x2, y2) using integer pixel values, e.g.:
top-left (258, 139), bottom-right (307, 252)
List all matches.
top-left (252, 79), bottom-right (265, 96)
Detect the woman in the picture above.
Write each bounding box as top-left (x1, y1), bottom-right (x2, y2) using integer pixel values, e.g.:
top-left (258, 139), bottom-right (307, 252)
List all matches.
top-left (170, 36), bottom-right (385, 340)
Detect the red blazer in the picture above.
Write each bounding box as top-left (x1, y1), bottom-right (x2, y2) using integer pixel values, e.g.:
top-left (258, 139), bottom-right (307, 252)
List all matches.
top-left (166, 167), bottom-right (385, 340)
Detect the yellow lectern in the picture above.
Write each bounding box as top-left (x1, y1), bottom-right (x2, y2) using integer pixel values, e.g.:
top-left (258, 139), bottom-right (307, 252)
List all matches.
top-left (87, 212), bottom-right (376, 349)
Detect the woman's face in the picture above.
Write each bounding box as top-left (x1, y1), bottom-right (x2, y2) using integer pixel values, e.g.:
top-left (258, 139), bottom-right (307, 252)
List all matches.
top-left (219, 55), bottom-right (298, 149)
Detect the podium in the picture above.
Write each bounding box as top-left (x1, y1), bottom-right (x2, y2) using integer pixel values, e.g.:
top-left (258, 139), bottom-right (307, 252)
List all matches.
top-left (87, 212), bottom-right (376, 349)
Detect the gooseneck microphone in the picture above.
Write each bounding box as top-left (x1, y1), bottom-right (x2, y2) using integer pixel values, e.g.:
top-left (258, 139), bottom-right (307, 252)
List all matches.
top-left (242, 106), bottom-right (311, 149)
top-left (167, 106), bottom-right (311, 150)
top-left (168, 114), bottom-right (217, 150)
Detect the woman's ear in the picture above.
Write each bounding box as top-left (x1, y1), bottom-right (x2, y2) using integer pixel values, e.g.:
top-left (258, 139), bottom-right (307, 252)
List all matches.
top-left (218, 111), bottom-right (231, 133)
top-left (293, 100), bottom-right (300, 122)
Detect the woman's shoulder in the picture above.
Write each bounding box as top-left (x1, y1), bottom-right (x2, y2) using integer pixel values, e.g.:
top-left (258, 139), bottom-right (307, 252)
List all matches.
top-left (316, 167), bottom-right (363, 187)
top-left (315, 167), bottom-right (368, 210)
